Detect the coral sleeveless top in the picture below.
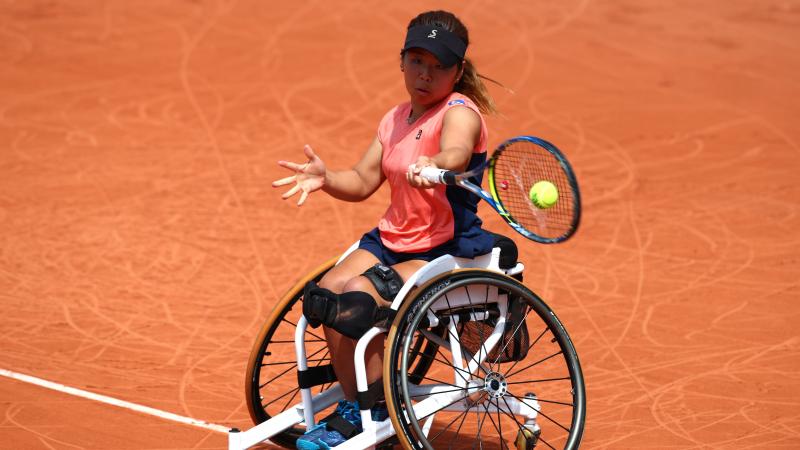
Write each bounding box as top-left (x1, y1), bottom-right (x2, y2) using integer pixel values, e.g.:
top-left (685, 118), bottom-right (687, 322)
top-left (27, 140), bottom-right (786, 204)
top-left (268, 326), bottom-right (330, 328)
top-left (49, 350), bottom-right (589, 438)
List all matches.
top-left (377, 92), bottom-right (492, 253)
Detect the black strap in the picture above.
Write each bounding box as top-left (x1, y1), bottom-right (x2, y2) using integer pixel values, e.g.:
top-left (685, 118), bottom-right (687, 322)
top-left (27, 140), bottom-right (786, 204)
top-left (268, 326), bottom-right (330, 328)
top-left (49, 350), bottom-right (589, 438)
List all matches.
top-left (373, 307), bottom-right (397, 329)
top-left (355, 379), bottom-right (385, 410)
top-left (322, 413), bottom-right (360, 438)
top-left (297, 364), bottom-right (338, 389)
top-left (361, 264), bottom-right (403, 301)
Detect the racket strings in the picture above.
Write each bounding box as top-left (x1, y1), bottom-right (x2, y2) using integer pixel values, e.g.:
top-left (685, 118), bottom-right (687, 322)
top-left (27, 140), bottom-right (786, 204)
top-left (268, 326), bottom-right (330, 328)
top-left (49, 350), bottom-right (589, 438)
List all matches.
top-left (492, 141), bottom-right (576, 240)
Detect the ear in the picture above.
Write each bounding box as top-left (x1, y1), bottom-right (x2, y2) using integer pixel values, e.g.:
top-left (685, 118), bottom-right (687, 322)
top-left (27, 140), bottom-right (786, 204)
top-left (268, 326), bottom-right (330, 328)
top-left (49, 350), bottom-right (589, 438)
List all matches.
top-left (455, 62), bottom-right (465, 83)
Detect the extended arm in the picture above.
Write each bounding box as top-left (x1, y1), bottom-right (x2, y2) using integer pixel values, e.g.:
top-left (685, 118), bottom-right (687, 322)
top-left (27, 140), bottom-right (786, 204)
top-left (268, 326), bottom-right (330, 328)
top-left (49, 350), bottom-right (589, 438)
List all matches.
top-left (322, 136), bottom-right (384, 202)
top-left (273, 137), bottom-right (384, 205)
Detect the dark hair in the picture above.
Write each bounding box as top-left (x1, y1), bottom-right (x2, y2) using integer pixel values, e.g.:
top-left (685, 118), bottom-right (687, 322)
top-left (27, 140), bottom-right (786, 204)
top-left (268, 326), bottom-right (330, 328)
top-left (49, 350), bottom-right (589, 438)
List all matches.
top-left (404, 10), bottom-right (498, 114)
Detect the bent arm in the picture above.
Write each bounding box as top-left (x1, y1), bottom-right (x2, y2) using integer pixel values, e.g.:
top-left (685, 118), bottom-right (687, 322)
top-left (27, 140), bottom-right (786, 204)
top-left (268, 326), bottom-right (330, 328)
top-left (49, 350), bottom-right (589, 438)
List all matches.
top-left (407, 106), bottom-right (482, 188)
top-left (322, 136), bottom-right (385, 202)
top-left (433, 106), bottom-right (482, 172)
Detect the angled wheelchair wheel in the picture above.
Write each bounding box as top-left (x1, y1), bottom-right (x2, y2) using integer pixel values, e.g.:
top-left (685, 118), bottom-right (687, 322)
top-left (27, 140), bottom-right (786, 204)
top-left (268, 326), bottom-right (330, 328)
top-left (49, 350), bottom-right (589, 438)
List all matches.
top-left (384, 269), bottom-right (586, 450)
top-left (244, 257), bottom-right (339, 448)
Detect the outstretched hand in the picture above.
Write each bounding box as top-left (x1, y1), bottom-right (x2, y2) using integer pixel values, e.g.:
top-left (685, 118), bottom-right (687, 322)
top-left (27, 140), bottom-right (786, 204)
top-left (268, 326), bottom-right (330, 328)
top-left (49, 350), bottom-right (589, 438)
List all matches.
top-left (272, 145), bottom-right (326, 206)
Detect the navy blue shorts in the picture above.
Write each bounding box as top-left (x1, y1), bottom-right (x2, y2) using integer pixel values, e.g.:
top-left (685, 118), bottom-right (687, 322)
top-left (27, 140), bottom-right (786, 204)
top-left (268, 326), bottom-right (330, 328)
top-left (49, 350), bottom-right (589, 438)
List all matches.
top-left (357, 227), bottom-right (495, 267)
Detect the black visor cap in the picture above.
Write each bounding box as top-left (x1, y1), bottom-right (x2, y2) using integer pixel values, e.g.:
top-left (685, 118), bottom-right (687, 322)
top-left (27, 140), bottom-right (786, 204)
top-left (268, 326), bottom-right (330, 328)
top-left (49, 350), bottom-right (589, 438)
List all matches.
top-left (402, 25), bottom-right (467, 68)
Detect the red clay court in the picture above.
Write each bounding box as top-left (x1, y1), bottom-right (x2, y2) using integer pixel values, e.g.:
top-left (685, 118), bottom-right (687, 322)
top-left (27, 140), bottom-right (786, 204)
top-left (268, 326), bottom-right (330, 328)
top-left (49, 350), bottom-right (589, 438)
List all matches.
top-left (1, 1), bottom-right (798, 448)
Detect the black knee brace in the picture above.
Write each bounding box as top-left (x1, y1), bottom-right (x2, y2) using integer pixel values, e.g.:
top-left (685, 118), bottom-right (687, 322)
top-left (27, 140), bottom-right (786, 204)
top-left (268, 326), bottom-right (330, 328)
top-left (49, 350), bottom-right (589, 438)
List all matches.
top-left (302, 281), bottom-right (395, 339)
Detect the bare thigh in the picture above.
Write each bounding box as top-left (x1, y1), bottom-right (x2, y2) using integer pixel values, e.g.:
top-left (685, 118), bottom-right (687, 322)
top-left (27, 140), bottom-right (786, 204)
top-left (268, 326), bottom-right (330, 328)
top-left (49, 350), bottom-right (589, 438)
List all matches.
top-left (318, 249), bottom-right (380, 293)
top-left (387, 259), bottom-right (428, 302)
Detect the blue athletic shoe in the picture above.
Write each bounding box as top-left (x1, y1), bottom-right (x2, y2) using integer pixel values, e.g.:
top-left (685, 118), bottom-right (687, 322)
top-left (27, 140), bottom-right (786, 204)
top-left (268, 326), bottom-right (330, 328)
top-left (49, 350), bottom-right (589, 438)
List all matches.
top-left (296, 400), bottom-right (362, 450)
top-left (371, 402), bottom-right (389, 422)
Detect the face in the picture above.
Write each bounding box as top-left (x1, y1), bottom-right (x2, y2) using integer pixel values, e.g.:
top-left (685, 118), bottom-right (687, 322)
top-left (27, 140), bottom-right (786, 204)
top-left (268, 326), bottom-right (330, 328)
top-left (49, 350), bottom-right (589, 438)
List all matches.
top-left (401, 48), bottom-right (462, 107)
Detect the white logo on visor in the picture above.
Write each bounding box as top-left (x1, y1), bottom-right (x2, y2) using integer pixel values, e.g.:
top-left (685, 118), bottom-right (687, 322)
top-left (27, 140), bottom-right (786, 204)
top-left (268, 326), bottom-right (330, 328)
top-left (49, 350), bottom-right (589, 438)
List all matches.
top-left (427, 30), bottom-right (437, 38)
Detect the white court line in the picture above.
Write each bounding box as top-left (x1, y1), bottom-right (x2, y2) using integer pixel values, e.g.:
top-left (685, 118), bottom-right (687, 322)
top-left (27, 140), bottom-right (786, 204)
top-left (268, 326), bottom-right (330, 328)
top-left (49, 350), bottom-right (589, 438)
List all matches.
top-left (0, 368), bottom-right (230, 434)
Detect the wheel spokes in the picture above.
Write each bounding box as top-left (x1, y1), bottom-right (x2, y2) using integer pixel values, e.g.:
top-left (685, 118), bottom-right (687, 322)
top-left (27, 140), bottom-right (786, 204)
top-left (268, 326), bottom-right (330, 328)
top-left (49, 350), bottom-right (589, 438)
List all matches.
top-left (393, 273), bottom-right (585, 450)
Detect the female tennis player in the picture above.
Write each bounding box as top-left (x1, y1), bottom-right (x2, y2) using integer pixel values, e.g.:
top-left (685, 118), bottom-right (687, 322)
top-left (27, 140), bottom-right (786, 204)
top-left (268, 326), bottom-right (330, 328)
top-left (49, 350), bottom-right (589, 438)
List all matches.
top-left (273, 10), bottom-right (499, 449)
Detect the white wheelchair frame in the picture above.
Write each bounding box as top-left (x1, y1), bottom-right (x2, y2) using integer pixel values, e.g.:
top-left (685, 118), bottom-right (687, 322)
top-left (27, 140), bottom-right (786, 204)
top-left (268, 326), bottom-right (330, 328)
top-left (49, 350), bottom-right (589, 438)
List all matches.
top-left (229, 242), bottom-right (539, 450)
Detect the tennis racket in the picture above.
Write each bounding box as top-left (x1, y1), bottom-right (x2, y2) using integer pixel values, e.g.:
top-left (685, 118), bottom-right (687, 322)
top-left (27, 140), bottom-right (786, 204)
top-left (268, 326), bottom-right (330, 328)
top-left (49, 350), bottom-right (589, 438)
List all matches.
top-left (419, 135), bottom-right (581, 244)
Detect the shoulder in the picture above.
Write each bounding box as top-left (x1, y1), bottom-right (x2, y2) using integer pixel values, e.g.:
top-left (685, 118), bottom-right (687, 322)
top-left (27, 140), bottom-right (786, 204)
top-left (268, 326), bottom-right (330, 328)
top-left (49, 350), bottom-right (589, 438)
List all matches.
top-left (443, 102), bottom-right (481, 122)
top-left (442, 94), bottom-right (482, 127)
top-left (440, 93), bottom-right (488, 152)
top-left (444, 93), bottom-right (481, 114)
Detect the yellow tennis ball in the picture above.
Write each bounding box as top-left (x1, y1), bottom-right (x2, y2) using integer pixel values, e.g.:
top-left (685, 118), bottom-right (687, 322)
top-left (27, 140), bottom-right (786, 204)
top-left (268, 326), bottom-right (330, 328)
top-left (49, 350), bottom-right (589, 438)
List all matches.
top-left (529, 181), bottom-right (558, 209)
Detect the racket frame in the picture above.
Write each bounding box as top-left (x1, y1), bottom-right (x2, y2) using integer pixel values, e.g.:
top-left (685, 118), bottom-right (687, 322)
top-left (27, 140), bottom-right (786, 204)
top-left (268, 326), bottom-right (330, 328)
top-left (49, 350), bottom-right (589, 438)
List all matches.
top-left (419, 135), bottom-right (581, 244)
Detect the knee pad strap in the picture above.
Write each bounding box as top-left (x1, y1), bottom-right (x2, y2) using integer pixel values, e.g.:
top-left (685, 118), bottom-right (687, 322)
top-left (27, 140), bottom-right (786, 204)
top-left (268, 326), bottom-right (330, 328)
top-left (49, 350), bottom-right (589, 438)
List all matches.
top-left (361, 263), bottom-right (403, 301)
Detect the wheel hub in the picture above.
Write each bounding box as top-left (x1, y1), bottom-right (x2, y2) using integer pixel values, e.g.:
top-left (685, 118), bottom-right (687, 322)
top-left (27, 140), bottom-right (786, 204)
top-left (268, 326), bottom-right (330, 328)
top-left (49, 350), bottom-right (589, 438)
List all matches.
top-left (484, 372), bottom-right (508, 398)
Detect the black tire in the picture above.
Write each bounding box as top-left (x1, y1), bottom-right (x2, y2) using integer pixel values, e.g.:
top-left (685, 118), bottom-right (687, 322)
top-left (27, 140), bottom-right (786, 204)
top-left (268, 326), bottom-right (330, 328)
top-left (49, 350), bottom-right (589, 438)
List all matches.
top-left (384, 269), bottom-right (586, 450)
top-left (244, 258), bottom-right (337, 448)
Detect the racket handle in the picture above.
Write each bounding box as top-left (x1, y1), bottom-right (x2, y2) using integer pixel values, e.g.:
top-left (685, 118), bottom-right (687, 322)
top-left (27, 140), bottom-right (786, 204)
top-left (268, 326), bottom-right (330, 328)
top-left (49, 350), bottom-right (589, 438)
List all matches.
top-left (419, 167), bottom-right (457, 185)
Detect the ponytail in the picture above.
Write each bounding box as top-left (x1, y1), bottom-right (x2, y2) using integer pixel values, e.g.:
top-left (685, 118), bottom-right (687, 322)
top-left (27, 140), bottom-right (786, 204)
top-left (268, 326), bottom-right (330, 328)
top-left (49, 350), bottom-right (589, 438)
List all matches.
top-left (455, 58), bottom-right (499, 115)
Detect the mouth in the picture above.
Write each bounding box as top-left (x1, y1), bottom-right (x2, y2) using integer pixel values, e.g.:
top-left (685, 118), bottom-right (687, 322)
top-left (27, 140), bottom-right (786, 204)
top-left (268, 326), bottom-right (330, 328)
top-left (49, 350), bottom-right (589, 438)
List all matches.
top-left (415, 87), bottom-right (430, 95)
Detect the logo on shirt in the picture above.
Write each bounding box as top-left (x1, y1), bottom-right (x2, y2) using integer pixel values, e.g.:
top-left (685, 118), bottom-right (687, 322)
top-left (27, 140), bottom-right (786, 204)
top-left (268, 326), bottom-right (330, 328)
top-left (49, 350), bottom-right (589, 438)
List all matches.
top-left (447, 99), bottom-right (466, 106)
top-left (415, 129), bottom-right (422, 140)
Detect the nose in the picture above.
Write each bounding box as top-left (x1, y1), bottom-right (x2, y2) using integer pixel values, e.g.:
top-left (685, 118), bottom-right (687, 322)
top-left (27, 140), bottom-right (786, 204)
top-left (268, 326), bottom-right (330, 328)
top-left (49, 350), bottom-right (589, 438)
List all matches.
top-left (417, 64), bottom-right (432, 81)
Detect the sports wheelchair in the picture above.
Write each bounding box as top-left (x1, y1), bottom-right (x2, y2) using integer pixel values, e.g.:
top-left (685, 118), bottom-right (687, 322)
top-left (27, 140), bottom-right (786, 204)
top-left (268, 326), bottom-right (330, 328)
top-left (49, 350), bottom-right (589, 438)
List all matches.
top-left (229, 235), bottom-right (585, 449)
